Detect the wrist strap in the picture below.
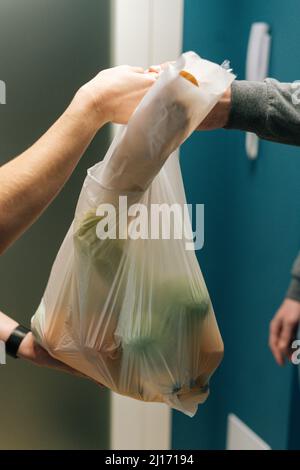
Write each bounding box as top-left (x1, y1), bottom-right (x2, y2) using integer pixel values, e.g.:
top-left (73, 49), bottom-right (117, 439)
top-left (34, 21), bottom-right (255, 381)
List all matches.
top-left (6, 325), bottom-right (31, 358)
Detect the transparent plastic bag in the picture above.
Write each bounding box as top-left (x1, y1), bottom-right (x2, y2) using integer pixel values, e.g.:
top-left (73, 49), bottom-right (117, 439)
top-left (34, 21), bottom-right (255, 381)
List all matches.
top-left (31, 52), bottom-right (234, 416)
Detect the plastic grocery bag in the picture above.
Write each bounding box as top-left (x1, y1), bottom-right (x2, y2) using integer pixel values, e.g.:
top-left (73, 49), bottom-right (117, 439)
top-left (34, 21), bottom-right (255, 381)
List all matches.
top-left (31, 52), bottom-right (235, 416)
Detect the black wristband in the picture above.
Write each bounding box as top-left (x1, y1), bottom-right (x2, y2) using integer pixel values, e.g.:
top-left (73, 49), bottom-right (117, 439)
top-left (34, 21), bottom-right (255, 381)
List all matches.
top-left (6, 325), bottom-right (31, 358)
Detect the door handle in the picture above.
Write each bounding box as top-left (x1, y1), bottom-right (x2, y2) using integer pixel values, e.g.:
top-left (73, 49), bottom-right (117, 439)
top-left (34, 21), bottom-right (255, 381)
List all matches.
top-left (245, 23), bottom-right (271, 160)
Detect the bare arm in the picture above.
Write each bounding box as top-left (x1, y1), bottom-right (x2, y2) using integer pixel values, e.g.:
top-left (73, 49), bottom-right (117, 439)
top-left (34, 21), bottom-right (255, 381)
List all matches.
top-left (0, 64), bottom-right (156, 374)
top-left (0, 65), bottom-right (156, 254)
top-left (0, 94), bottom-right (99, 253)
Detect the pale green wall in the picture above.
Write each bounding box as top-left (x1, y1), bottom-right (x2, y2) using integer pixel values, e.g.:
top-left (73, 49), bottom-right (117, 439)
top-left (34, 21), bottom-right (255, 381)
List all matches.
top-left (0, 0), bottom-right (111, 449)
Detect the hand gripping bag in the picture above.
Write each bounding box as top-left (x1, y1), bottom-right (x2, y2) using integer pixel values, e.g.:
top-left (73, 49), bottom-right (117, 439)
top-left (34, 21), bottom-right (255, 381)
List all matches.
top-left (31, 52), bottom-right (234, 416)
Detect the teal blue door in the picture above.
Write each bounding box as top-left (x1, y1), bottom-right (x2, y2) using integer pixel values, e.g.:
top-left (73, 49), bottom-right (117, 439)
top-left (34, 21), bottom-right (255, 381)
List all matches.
top-left (172, 0), bottom-right (300, 450)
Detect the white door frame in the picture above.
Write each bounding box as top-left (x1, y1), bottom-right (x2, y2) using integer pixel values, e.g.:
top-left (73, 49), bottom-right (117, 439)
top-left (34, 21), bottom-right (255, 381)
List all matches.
top-left (109, 0), bottom-right (184, 450)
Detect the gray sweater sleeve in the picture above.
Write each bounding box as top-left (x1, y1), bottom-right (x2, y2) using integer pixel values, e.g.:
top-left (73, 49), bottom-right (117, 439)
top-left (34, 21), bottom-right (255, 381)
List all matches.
top-left (226, 79), bottom-right (300, 146)
top-left (226, 79), bottom-right (300, 301)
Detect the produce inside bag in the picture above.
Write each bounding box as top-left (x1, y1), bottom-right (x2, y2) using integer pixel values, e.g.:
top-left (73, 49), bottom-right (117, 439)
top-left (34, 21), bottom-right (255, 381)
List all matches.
top-left (31, 52), bottom-right (235, 416)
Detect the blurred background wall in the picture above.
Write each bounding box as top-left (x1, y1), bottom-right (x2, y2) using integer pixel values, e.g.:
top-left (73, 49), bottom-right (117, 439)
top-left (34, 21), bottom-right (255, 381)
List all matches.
top-left (0, 0), bottom-right (111, 449)
top-left (172, 0), bottom-right (300, 450)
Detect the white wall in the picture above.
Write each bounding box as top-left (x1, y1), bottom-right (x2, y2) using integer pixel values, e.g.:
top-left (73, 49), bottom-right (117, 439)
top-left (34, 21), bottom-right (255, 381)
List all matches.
top-left (110, 0), bottom-right (184, 450)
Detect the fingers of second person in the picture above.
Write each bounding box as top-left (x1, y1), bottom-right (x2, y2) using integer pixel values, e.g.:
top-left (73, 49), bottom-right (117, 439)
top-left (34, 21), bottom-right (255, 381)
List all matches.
top-left (271, 345), bottom-right (284, 366)
top-left (269, 316), bottom-right (281, 346)
top-left (269, 317), bottom-right (284, 365)
top-left (278, 319), bottom-right (297, 356)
